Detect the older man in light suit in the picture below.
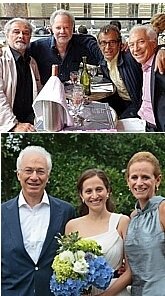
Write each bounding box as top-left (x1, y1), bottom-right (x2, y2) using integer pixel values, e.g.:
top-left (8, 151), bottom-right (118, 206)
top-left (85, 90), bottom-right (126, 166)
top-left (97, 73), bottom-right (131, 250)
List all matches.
top-left (0, 18), bottom-right (42, 132)
top-left (1, 146), bottom-right (75, 296)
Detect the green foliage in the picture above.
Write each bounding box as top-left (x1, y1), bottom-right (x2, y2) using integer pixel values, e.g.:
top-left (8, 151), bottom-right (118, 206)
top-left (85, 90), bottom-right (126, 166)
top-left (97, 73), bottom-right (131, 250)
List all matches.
top-left (1, 133), bottom-right (165, 216)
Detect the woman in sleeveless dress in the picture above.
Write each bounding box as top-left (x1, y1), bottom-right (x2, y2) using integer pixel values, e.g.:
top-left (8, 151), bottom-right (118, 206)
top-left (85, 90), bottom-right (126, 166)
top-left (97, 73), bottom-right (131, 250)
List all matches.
top-left (65, 168), bottom-right (131, 296)
top-left (124, 151), bottom-right (165, 296)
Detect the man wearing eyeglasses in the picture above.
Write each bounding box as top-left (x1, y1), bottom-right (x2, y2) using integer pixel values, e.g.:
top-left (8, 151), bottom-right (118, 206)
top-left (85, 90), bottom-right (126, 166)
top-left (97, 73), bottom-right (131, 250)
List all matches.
top-left (1, 145), bottom-right (75, 296)
top-left (97, 24), bottom-right (143, 118)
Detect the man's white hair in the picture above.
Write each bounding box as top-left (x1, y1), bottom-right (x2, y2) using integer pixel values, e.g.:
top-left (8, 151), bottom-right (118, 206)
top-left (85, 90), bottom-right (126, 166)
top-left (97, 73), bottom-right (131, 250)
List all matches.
top-left (16, 146), bottom-right (52, 174)
top-left (129, 24), bottom-right (157, 42)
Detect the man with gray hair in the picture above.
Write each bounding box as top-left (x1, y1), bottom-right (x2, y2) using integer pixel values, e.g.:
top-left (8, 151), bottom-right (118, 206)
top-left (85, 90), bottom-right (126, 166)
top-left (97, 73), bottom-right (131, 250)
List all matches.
top-left (29, 9), bottom-right (101, 84)
top-left (0, 18), bottom-right (42, 132)
top-left (128, 24), bottom-right (165, 131)
top-left (1, 145), bottom-right (75, 296)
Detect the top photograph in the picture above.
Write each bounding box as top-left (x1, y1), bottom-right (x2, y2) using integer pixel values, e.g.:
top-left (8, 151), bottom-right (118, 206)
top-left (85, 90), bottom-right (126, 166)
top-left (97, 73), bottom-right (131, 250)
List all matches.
top-left (0, 3), bottom-right (165, 133)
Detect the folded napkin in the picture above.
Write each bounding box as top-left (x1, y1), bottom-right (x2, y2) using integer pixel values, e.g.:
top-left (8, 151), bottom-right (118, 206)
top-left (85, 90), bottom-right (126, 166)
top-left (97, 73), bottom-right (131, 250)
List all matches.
top-left (33, 76), bottom-right (74, 131)
top-left (91, 83), bottom-right (113, 93)
top-left (117, 118), bottom-right (146, 132)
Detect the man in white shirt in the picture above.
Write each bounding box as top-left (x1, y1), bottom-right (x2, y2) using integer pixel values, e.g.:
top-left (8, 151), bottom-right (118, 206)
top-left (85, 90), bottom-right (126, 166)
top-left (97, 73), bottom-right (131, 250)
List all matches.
top-left (1, 145), bottom-right (75, 296)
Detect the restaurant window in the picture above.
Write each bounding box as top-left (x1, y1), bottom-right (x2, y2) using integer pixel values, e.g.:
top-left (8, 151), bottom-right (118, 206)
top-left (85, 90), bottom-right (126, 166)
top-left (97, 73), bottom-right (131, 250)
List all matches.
top-left (129, 4), bottom-right (139, 17)
top-left (151, 4), bottom-right (158, 16)
top-left (105, 3), bottom-right (112, 17)
top-left (84, 3), bottom-right (91, 17)
top-left (59, 3), bottom-right (69, 10)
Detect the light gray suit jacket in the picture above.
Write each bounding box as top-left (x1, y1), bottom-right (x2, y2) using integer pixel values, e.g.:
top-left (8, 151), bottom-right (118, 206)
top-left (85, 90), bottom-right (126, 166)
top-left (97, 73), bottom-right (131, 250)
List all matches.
top-left (0, 46), bottom-right (42, 131)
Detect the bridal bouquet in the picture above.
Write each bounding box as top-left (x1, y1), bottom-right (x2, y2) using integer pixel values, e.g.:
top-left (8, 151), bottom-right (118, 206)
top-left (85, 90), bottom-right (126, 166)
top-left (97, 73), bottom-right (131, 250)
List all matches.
top-left (50, 231), bottom-right (114, 296)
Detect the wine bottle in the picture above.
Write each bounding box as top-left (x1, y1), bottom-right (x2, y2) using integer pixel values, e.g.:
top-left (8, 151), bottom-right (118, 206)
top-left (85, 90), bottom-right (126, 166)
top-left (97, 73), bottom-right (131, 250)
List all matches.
top-left (52, 64), bottom-right (58, 76)
top-left (80, 56), bottom-right (91, 95)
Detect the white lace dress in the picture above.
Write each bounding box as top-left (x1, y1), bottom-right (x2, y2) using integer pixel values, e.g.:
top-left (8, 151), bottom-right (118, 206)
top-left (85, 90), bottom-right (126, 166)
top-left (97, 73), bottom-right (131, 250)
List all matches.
top-left (87, 213), bottom-right (130, 296)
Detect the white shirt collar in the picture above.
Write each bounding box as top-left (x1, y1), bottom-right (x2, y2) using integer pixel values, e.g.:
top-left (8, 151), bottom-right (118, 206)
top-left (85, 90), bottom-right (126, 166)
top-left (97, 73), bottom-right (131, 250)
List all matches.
top-left (18, 190), bottom-right (50, 208)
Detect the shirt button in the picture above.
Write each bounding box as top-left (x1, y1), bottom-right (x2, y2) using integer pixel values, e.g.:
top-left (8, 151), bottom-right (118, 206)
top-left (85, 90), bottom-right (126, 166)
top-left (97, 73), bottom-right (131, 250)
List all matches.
top-left (35, 266), bottom-right (39, 270)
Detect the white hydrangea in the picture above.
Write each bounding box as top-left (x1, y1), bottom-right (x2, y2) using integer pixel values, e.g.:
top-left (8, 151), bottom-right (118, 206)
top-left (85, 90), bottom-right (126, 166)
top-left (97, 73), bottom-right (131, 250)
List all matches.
top-left (74, 250), bottom-right (86, 261)
top-left (59, 250), bottom-right (74, 263)
top-left (73, 258), bottom-right (89, 274)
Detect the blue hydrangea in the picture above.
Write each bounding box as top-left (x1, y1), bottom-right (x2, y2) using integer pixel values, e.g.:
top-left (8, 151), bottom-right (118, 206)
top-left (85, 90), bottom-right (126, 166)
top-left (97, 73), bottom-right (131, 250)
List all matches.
top-left (50, 254), bottom-right (114, 296)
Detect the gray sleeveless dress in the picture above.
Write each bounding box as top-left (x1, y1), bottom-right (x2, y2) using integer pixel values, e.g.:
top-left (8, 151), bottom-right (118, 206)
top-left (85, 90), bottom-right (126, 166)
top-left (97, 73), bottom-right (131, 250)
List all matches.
top-left (124, 196), bottom-right (165, 296)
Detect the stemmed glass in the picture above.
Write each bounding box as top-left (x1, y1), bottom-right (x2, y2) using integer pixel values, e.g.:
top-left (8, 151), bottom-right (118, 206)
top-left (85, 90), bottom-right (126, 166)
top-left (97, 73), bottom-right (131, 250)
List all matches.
top-left (68, 85), bottom-right (84, 126)
top-left (70, 71), bottom-right (79, 85)
top-left (90, 66), bottom-right (97, 82)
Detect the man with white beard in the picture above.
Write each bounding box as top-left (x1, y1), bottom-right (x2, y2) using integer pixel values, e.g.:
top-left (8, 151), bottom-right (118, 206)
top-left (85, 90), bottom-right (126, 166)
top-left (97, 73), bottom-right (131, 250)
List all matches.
top-left (0, 18), bottom-right (41, 132)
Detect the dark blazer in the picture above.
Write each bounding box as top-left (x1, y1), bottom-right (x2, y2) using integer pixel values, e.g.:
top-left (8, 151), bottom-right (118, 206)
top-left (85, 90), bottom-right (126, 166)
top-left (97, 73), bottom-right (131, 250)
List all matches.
top-left (100, 50), bottom-right (143, 118)
top-left (151, 57), bottom-right (165, 131)
top-left (1, 195), bottom-right (75, 296)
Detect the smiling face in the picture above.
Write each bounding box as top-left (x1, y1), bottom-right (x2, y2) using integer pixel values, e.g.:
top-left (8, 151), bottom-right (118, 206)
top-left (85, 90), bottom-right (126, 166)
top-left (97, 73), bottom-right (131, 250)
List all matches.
top-left (17, 153), bottom-right (49, 203)
top-left (80, 175), bottom-right (109, 212)
top-left (98, 31), bottom-right (121, 61)
top-left (6, 21), bottom-right (31, 54)
top-left (52, 14), bottom-right (73, 46)
top-left (128, 28), bottom-right (157, 64)
top-left (127, 161), bottom-right (161, 208)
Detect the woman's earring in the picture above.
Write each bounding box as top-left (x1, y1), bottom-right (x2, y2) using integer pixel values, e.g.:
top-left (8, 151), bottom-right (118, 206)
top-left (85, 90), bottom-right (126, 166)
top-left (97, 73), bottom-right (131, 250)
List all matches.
top-left (156, 186), bottom-right (159, 192)
top-left (82, 198), bottom-right (85, 203)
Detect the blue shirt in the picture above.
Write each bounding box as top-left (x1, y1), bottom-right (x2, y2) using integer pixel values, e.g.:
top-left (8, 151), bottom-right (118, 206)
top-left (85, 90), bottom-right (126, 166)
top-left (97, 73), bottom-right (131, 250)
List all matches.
top-left (29, 34), bottom-right (102, 85)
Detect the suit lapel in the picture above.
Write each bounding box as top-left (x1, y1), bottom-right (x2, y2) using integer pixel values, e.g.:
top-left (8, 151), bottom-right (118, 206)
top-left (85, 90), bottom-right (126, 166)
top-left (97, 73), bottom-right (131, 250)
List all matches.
top-left (6, 197), bottom-right (24, 247)
top-left (151, 58), bottom-right (156, 108)
top-left (5, 197), bottom-right (35, 262)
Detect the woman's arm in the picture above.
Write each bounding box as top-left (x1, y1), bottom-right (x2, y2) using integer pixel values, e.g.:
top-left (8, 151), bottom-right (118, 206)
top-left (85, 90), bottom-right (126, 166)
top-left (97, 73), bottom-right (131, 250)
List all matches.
top-left (97, 215), bottom-right (132, 296)
top-left (159, 200), bottom-right (165, 231)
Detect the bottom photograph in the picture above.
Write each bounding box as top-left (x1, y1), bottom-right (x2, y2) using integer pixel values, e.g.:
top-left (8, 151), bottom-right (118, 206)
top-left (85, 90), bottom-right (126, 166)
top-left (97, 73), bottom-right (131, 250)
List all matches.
top-left (1, 132), bottom-right (165, 296)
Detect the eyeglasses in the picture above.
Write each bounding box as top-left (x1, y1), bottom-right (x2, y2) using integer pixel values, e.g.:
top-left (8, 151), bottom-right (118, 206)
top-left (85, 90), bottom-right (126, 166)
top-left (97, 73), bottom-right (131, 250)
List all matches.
top-left (19, 168), bottom-right (47, 176)
top-left (99, 40), bottom-right (119, 48)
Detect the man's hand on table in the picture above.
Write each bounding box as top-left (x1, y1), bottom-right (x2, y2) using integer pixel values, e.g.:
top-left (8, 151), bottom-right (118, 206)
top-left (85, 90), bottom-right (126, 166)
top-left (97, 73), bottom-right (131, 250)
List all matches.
top-left (11, 122), bottom-right (36, 132)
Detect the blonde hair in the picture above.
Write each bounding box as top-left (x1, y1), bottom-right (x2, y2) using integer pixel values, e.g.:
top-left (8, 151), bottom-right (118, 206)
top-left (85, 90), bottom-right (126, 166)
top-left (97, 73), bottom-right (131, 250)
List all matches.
top-left (150, 13), bottom-right (165, 34)
top-left (125, 151), bottom-right (161, 179)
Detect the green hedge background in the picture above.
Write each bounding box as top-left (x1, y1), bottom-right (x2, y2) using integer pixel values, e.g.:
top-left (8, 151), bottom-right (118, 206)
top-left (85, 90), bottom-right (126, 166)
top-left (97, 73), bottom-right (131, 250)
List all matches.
top-left (1, 133), bottom-right (165, 215)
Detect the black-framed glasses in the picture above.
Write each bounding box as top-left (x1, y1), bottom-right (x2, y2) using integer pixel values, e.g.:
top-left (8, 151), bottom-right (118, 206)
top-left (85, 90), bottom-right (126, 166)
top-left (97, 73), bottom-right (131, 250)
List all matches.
top-left (99, 40), bottom-right (119, 48)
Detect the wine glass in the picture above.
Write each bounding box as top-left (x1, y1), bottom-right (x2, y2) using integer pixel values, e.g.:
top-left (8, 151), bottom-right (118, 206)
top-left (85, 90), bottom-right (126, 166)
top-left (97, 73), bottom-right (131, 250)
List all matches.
top-left (90, 66), bottom-right (97, 83)
top-left (69, 85), bottom-right (84, 126)
top-left (70, 71), bottom-right (78, 85)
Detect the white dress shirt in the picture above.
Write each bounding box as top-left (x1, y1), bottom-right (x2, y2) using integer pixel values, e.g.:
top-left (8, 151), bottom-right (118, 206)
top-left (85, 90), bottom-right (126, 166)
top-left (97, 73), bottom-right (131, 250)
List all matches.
top-left (18, 190), bottom-right (50, 264)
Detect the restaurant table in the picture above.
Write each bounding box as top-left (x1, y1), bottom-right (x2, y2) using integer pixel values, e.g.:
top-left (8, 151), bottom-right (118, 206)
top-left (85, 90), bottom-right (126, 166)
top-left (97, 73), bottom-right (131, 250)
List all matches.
top-left (64, 101), bottom-right (117, 132)
top-left (35, 101), bottom-right (117, 132)
top-left (64, 76), bottom-right (116, 103)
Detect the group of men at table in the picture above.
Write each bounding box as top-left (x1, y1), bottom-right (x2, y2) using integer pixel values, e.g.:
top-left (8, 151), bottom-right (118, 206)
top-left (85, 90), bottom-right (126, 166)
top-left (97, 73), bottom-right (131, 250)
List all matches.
top-left (0, 9), bottom-right (165, 132)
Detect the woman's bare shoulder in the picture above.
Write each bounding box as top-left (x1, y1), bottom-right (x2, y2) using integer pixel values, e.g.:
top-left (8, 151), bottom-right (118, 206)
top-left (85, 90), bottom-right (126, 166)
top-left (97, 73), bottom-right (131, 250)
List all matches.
top-left (65, 217), bottom-right (85, 234)
top-left (120, 214), bottom-right (130, 224)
